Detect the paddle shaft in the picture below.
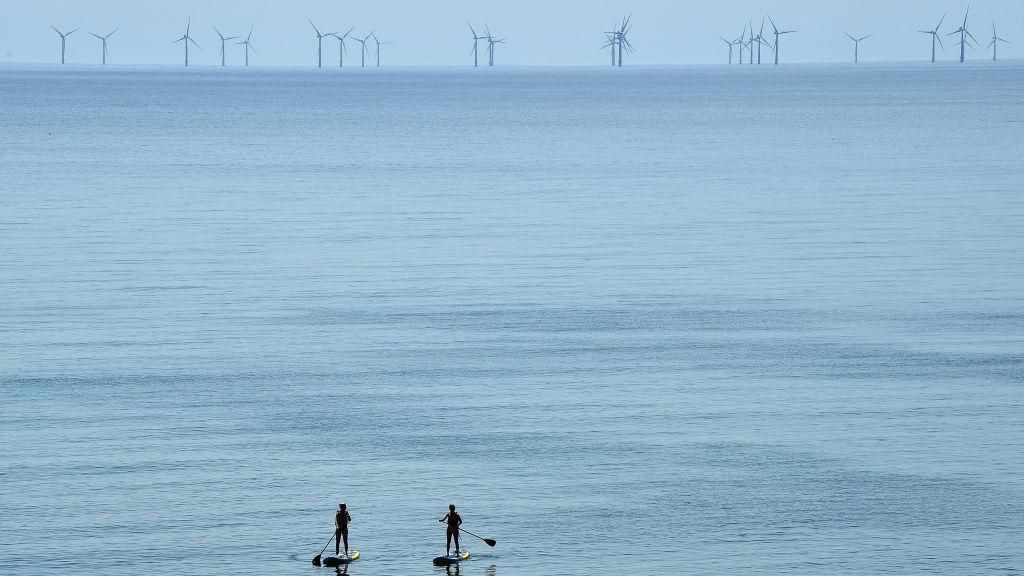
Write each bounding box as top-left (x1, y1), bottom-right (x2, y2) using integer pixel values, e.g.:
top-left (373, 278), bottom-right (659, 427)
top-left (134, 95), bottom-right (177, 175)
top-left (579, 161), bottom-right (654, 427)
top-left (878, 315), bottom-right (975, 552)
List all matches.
top-left (312, 532), bottom-right (335, 565)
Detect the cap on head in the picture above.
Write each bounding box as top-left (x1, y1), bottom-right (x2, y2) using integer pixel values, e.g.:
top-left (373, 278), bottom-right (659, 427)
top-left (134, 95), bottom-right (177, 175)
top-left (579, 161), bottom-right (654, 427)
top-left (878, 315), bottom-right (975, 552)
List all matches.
top-left (449, 504), bottom-right (456, 511)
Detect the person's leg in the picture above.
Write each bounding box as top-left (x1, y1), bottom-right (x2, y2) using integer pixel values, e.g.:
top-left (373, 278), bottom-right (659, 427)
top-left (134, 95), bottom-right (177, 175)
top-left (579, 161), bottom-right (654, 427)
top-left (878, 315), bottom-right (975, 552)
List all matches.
top-left (446, 528), bottom-right (453, 555)
top-left (335, 529), bottom-right (341, 555)
top-left (454, 530), bottom-right (460, 553)
top-left (342, 526), bottom-right (349, 555)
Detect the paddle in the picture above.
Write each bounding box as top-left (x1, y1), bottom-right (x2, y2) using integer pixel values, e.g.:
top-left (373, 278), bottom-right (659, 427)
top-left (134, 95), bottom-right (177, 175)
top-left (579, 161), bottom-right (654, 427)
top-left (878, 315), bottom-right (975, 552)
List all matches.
top-left (311, 532), bottom-right (335, 566)
top-left (460, 527), bottom-right (497, 547)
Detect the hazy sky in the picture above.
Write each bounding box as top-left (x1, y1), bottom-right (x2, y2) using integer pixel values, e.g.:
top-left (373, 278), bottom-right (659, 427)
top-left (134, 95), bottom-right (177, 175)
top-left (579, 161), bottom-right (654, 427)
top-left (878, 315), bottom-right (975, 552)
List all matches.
top-left (3, 0), bottom-right (1021, 66)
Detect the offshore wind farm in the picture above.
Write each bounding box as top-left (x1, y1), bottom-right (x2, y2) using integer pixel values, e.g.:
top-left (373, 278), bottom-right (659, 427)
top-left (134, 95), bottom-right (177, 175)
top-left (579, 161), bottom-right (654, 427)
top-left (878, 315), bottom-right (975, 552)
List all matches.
top-left (6, 3), bottom-right (1022, 67)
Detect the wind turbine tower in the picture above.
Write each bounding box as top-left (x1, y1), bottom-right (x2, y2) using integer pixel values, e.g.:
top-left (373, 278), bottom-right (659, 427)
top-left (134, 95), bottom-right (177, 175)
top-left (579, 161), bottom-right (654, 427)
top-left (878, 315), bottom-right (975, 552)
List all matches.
top-left (745, 22), bottom-right (754, 64)
top-left (468, 23), bottom-right (486, 67)
top-left (213, 27), bottom-right (239, 66)
top-left (51, 26), bottom-right (78, 64)
top-left (309, 21), bottom-right (336, 68)
top-left (237, 27), bottom-right (256, 67)
top-left (331, 27), bottom-right (355, 67)
top-left (918, 15), bottom-right (946, 63)
top-left (172, 19), bottom-right (200, 66)
top-left (767, 15), bottom-right (796, 65)
top-left (947, 8), bottom-right (977, 63)
top-left (351, 32), bottom-right (373, 68)
top-left (844, 32), bottom-right (872, 63)
top-left (371, 33), bottom-right (395, 67)
top-left (987, 22), bottom-right (1009, 61)
top-left (89, 29), bottom-right (117, 65)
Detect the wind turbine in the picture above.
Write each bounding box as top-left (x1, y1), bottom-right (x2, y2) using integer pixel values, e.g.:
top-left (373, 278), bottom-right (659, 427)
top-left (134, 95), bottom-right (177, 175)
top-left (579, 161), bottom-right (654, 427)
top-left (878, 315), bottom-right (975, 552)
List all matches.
top-left (213, 27), bottom-right (239, 66)
top-left (767, 15), bottom-right (796, 65)
top-left (615, 14), bottom-right (634, 67)
top-left (371, 33), bottom-right (394, 67)
top-left (172, 19), bottom-right (200, 66)
top-left (89, 29), bottom-right (116, 65)
top-left (745, 21), bottom-right (754, 64)
top-left (468, 22), bottom-right (486, 67)
top-left (481, 26), bottom-right (505, 67)
top-left (987, 22), bottom-right (1009, 61)
top-left (237, 27), bottom-right (256, 67)
top-left (947, 8), bottom-right (977, 63)
top-left (309, 21), bottom-right (336, 68)
top-left (844, 32), bottom-right (872, 63)
top-left (918, 14), bottom-right (946, 63)
top-left (719, 36), bottom-right (735, 64)
top-left (754, 19), bottom-right (773, 65)
top-left (351, 32), bottom-right (373, 67)
top-left (51, 26), bottom-right (78, 64)
top-left (330, 27), bottom-right (356, 67)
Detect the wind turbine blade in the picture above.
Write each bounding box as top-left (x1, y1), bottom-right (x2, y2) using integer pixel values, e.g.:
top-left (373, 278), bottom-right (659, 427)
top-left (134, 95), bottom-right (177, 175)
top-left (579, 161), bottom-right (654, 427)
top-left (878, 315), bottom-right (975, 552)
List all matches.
top-left (767, 15), bottom-right (778, 34)
top-left (936, 14), bottom-right (946, 32)
top-left (936, 34), bottom-right (945, 50)
top-left (309, 20), bottom-right (320, 36)
top-left (109, 28), bottom-right (118, 38)
top-left (69, 28), bottom-right (78, 35)
top-left (90, 32), bottom-right (102, 39)
top-left (966, 29), bottom-right (979, 44)
top-left (844, 31), bottom-right (854, 41)
top-left (861, 35), bottom-right (872, 41)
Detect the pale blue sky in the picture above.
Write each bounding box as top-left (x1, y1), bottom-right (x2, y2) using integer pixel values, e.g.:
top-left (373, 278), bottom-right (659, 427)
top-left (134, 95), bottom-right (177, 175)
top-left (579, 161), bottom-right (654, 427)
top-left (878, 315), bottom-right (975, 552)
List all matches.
top-left (3, 0), bottom-right (1021, 66)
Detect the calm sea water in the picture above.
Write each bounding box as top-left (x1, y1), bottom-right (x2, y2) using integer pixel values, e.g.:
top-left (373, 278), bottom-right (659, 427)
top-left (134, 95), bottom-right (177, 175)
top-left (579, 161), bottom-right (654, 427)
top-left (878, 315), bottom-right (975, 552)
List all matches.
top-left (1, 63), bottom-right (1023, 576)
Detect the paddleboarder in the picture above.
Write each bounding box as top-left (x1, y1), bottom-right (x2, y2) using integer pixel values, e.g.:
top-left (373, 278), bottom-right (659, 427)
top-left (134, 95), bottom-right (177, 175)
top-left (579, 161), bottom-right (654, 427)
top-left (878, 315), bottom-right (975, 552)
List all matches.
top-left (335, 503), bottom-right (352, 556)
top-left (439, 504), bottom-right (463, 555)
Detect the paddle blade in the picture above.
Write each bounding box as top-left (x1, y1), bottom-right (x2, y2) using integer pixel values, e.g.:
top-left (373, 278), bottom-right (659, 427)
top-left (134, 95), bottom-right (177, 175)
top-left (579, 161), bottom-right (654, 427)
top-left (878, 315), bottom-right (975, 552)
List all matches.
top-left (312, 554), bottom-right (322, 566)
top-left (484, 538), bottom-right (497, 547)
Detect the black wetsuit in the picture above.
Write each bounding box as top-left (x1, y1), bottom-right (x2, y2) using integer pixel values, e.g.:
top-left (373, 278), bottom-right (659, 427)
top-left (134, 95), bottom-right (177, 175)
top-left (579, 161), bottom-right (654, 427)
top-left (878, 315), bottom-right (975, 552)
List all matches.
top-left (335, 510), bottom-right (351, 555)
top-left (443, 511), bottom-right (462, 553)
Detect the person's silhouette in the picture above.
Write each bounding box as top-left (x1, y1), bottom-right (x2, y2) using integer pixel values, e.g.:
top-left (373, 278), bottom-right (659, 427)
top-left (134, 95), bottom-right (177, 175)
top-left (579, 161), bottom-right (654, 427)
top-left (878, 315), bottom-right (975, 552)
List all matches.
top-left (334, 503), bottom-right (351, 556)
top-left (439, 504), bottom-right (463, 555)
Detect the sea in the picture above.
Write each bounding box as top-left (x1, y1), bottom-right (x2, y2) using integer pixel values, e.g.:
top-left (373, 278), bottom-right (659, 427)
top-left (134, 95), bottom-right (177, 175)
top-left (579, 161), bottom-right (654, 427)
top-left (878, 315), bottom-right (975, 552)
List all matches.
top-left (1, 63), bottom-right (1023, 576)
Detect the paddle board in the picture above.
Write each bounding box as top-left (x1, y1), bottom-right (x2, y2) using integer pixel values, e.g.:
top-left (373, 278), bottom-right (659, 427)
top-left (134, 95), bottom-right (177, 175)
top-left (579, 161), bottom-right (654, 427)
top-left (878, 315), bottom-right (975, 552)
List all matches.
top-left (433, 550), bottom-right (470, 566)
top-left (323, 550), bottom-right (360, 567)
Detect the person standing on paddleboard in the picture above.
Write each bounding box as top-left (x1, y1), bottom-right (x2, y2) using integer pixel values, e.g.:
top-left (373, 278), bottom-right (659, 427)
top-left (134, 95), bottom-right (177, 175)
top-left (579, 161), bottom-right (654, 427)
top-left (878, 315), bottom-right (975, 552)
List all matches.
top-left (440, 504), bottom-right (463, 555)
top-left (335, 503), bottom-right (352, 556)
